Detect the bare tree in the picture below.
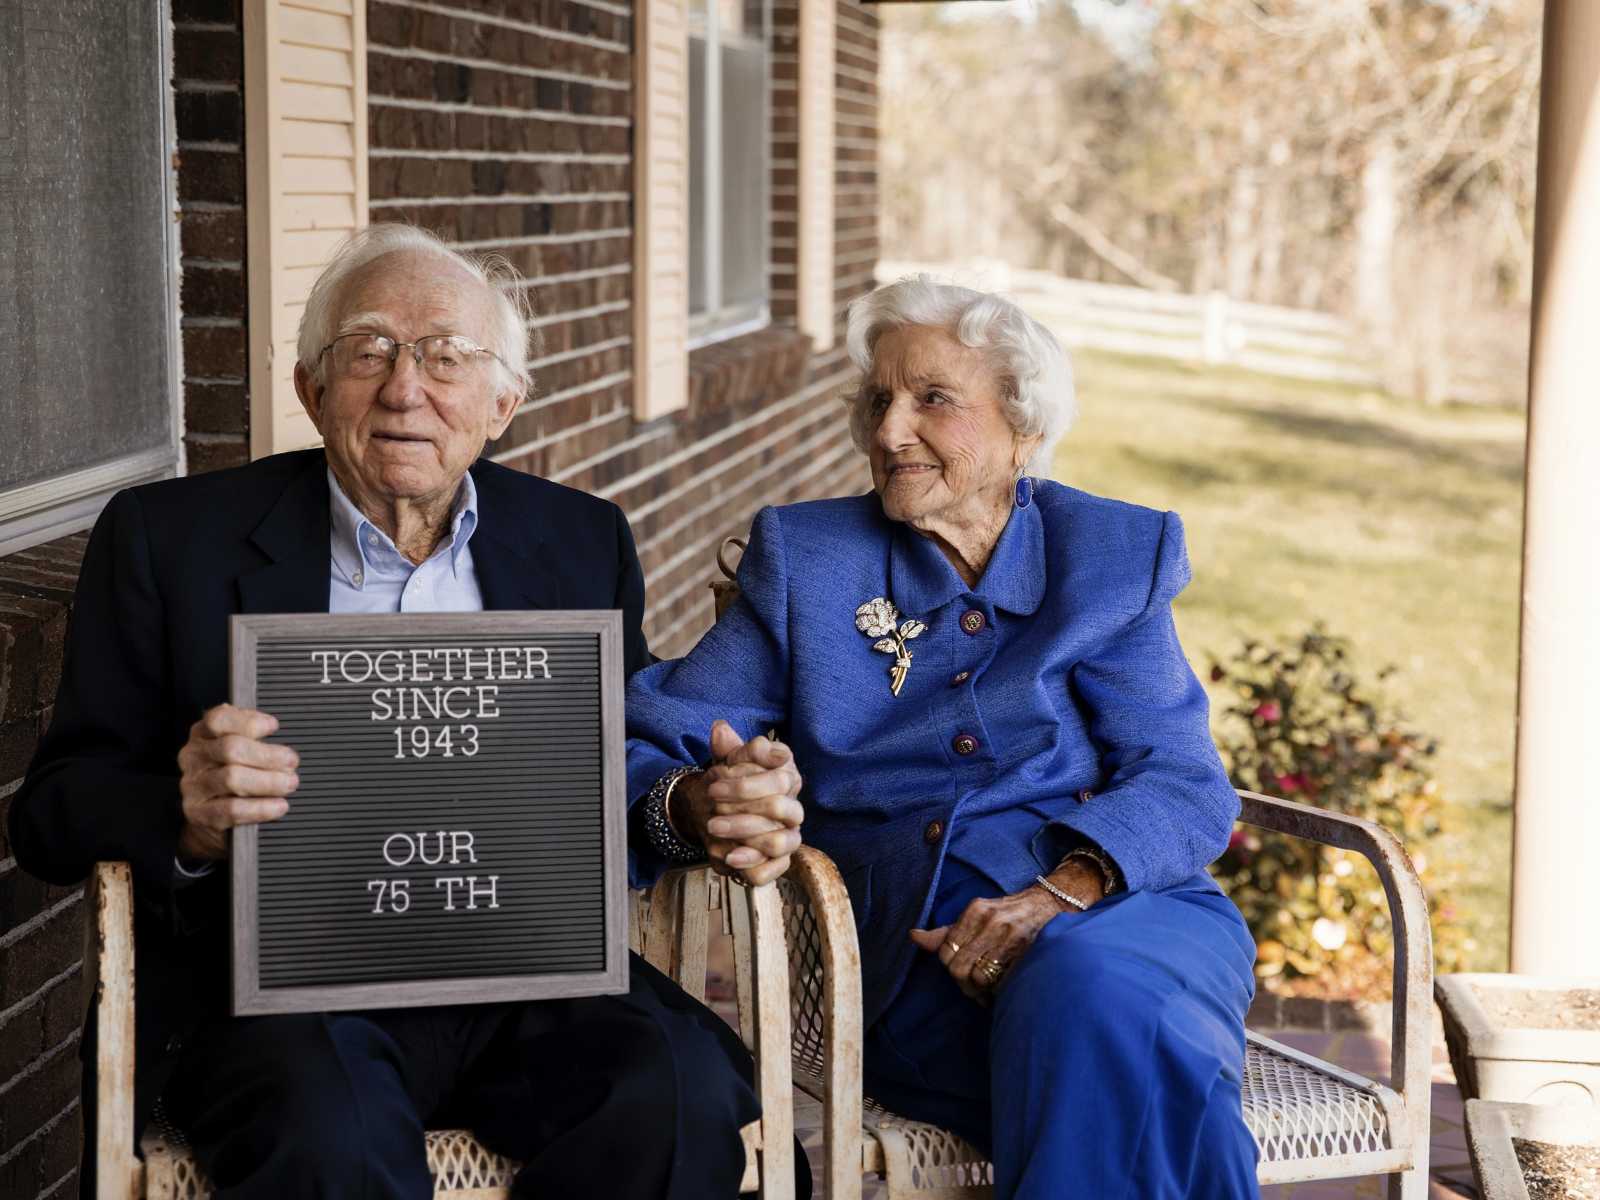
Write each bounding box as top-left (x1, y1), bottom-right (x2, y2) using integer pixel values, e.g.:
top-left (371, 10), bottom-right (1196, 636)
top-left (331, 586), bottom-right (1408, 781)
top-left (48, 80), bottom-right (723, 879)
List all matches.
top-left (880, 0), bottom-right (1542, 403)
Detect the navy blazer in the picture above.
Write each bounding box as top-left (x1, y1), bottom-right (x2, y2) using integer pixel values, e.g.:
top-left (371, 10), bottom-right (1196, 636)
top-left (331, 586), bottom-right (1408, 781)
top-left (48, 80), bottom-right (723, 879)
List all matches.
top-left (626, 481), bottom-right (1238, 1026)
top-left (6, 447), bottom-right (650, 1141)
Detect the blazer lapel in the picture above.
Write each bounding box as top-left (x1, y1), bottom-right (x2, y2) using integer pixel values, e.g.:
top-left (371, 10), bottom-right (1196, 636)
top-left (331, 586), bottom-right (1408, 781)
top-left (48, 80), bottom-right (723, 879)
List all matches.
top-left (237, 454), bottom-right (334, 615)
top-left (467, 459), bottom-right (561, 612)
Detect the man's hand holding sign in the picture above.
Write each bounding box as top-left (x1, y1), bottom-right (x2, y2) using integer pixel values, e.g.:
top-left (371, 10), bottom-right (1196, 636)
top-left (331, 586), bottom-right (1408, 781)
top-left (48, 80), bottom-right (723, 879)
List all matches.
top-left (177, 705), bottom-right (297, 862)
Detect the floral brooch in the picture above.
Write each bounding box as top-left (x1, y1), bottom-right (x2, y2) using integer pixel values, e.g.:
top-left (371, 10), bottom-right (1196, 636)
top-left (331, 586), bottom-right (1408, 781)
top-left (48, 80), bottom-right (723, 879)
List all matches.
top-left (855, 597), bottom-right (926, 697)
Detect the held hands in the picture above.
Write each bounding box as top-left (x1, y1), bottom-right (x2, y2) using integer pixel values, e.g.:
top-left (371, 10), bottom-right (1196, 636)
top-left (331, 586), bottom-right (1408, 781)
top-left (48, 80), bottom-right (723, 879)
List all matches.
top-left (176, 704), bottom-right (299, 860)
top-left (675, 720), bottom-right (804, 886)
top-left (910, 857), bottom-right (1106, 1003)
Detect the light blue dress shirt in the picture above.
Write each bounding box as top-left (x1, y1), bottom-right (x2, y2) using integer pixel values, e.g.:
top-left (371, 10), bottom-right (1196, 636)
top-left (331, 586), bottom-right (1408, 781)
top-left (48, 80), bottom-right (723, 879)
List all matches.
top-left (175, 471), bottom-right (485, 881)
top-left (325, 468), bottom-right (484, 614)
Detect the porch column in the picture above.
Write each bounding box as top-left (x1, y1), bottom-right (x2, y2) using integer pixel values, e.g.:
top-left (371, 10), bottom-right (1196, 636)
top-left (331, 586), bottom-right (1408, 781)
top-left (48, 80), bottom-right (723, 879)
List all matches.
top-left (1510, 0), bottom-right (1600, 974)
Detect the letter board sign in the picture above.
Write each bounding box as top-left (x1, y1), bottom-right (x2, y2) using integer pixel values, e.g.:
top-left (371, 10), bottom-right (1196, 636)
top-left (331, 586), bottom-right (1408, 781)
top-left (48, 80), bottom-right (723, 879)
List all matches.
top-left (230, 612), bottom-right (628, 1014)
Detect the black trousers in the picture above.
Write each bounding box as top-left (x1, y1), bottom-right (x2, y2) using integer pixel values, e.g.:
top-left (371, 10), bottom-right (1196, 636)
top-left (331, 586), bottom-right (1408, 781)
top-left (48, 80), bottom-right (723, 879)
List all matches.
top-left (161, 954), bottom-right (771, 1200)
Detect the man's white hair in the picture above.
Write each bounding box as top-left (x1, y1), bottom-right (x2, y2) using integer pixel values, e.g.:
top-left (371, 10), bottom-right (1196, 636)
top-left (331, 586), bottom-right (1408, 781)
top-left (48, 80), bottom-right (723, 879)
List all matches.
top-left (296, 223), bottom-right (539, 399)
top-left (843, 276), bottom-right (1076, 475)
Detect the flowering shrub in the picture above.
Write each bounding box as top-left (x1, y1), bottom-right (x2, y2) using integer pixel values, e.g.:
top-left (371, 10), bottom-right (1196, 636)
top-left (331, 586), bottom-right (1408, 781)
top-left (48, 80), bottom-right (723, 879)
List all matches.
top-left (1206, 628), bottom-right (1472, 996)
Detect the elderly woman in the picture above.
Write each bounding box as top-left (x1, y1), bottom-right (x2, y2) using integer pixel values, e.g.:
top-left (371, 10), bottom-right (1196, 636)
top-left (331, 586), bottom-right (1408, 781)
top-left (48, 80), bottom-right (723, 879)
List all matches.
top-left (626, 278), bottom-right (1259, 1198)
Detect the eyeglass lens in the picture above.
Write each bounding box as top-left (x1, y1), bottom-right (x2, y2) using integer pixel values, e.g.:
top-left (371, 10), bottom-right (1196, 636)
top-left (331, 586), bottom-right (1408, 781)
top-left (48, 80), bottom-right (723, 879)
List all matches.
top-left (331, 335), bottom-right (481, 382)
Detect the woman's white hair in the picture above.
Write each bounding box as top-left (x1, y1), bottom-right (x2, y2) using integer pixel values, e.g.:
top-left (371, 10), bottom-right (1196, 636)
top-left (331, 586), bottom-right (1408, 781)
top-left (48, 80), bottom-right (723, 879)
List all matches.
top-left (296, 223), bottom-right (540, 399)
top-left (843, 275), bottom-right (1076, 475)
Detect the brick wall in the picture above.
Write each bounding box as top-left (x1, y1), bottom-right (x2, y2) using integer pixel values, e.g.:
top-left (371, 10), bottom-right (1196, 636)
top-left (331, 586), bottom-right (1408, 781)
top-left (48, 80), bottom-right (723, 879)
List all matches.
top-left (0, 533), bottom-right (86, 1199)
top-left (174, 0), bottom-right (251, 473)
top-left (370, 0), bottom-right (879, 659)
top-left (0, 3), bottom-right (252, 1192)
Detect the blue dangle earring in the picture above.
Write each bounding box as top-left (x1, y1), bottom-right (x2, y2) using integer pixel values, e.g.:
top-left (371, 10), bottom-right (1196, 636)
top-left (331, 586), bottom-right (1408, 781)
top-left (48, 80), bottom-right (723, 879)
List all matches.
top-left (1013, 474), bottom-right (1033, 509)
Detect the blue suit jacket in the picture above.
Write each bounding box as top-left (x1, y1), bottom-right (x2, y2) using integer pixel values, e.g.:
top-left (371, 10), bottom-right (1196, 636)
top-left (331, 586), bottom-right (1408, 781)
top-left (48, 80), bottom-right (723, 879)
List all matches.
top-left (626, 481), bottom-right (1237, 1025)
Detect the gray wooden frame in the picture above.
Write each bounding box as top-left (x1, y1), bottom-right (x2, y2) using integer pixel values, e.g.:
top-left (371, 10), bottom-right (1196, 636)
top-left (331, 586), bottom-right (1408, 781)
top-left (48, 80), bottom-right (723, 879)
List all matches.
top-left (229, 611), bottom-right (628, 1015)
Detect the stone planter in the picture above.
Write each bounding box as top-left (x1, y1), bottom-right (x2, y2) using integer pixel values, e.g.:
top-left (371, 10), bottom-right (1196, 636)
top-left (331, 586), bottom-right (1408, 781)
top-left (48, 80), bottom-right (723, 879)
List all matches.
top-left (1465, 1100), bottom-right (1600, 1199)
top-left (1437, 974), bottom-right (1600, 1105)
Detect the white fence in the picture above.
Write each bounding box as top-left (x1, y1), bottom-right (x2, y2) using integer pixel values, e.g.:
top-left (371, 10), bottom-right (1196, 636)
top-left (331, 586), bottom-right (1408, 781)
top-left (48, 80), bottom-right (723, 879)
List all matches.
top-left (876, 260), bottom-right (1383, 390)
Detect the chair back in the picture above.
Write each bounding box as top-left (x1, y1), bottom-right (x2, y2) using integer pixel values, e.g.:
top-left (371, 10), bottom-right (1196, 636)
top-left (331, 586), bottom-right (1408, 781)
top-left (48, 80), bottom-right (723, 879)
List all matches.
top-left (710, 537), bottom-right (746, 620)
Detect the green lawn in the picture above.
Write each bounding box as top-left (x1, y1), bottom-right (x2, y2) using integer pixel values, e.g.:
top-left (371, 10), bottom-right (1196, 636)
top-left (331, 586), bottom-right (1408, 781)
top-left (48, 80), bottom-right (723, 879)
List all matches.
top-left (1053, 351), bottom-right (1526, 971)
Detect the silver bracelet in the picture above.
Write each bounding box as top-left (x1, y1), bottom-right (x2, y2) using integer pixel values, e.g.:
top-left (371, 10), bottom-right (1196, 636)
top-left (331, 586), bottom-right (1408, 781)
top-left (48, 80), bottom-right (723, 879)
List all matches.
top-left (1033, 874), bottom-right (1088, 913)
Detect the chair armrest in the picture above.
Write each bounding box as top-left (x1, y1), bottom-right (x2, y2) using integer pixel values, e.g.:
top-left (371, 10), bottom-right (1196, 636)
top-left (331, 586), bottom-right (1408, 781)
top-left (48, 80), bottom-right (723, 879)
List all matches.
top-left (637, 868), bottom-right (714, 1001)
top-left (780, 846), bottom-right (866, 1200)
top-left (1236, 790), bottom-right (1434, 1163)
top-left (637, 867), bottom-right (795, 1199)
top-left (92, 862), bottom-right (142, 1200)
top-left (743, 879), bottom-right (796, 1200)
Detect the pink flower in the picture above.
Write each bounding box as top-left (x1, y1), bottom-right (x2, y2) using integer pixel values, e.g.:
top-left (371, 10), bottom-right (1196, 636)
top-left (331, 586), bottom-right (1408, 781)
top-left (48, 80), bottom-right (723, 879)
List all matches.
top-left (1253, 701), bottom-right (1282, 722)
top-left (1273, 773), bottom-right (1308, 795)
top-left (1227, 830), bottom-right (1249, 851)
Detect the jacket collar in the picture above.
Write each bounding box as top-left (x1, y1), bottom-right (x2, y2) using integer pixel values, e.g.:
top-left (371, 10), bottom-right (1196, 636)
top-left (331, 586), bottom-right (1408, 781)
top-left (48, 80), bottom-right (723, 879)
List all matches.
top-left (236, 451), bottom-right (561, 614)
top-left (887, 493), bottom-right (1045, 619)
top-left (238, 453), bottom-right (332, 615)
top-left (460, 458), bottom-right (562, 612)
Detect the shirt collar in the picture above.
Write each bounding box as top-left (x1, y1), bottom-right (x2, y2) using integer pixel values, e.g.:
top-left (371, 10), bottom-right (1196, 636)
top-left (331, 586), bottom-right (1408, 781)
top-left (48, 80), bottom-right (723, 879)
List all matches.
top-left (887, 492), bottom-right (1045, 619)
top-left (326, 468), bottom-right (480, 586)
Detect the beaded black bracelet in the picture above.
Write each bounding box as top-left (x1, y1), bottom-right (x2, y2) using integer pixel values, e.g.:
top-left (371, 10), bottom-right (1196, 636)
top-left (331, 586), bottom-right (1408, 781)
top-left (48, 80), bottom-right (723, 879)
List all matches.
top-left (641, 766), bottom-right (707, 866)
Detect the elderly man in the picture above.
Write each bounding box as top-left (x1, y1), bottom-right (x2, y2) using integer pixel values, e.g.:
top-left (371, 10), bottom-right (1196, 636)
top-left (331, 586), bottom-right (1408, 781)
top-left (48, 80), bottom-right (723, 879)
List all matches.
top-left (7, 225), bottom-right (798, 1198)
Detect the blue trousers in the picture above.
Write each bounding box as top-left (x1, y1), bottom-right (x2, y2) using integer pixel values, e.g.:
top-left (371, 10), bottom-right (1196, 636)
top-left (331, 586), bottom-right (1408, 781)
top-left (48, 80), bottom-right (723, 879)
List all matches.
top-left (864, 859), bottom-right (1261, 1200)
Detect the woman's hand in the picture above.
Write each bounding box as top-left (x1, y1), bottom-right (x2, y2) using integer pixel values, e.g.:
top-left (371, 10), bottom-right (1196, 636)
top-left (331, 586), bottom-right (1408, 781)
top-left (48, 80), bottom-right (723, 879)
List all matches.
top-left (674, 721), bottom-right (804, 885)
top-left (176, 704), bottom-right (299, 860)
top-left (910, 858), bottom-right (1106, 1002)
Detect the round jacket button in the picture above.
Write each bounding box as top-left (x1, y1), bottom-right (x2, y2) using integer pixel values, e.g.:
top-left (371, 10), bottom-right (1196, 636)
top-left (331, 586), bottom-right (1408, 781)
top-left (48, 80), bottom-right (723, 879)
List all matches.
top-left (1078, 788), bottom-right (1095, 803)
top-left (952, 733), bottom-right (978, 756)
top-left (960, 609), bottom-right (986, 635)
top-left (950, 670), bottom-right (970, 686)
top-left (923, 820), bottom-right (944, 844)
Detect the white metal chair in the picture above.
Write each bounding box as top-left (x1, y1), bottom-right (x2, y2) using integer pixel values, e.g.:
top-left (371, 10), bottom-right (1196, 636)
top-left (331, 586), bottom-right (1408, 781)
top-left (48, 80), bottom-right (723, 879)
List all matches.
top-left (88, 860), bottom-right (798, 1199)
top-left (743, 795), bottom-right (1433, 1199)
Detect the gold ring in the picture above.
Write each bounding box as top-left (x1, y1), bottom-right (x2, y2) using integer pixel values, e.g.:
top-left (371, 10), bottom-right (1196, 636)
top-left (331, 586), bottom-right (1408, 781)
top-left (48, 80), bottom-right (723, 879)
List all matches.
top-left (975, 957), bottom-right (1006, 985)
top-left (945, 940), bottom-right (962, 956)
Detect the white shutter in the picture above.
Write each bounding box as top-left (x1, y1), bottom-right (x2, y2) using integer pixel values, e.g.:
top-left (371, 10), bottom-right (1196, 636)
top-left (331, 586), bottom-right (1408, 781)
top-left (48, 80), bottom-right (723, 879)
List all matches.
top-left (633, 0), bottom-right (690, 420)
top-left (797, 1), bottom-right (836, 351)
top-left (244, 0), bottom-right (369, 457)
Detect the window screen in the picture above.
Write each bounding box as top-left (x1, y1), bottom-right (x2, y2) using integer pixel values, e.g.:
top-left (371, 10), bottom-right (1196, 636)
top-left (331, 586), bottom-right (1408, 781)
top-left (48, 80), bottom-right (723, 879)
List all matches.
top-left (0, 0), bottom-right (180, 553)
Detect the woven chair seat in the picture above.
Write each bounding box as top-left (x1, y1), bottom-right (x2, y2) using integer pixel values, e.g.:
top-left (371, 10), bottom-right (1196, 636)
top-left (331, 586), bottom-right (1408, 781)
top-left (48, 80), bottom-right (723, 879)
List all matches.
top-left (141, 1127), bottom-right (519, 1199)
top-left (1243, 1034), bottom-right (1397, 1166)
top-left (142, 1122), bottom-right (762, 1198)
top-left (791, 1035), bottom-right (1399, 1196)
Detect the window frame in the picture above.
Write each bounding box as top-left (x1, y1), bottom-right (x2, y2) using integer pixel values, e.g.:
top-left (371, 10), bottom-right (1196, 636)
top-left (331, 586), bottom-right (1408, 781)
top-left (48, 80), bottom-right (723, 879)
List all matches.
top-left (0, 0), bottom-right (183, 558)
top-left (687, 0), bottom-right (774, 350)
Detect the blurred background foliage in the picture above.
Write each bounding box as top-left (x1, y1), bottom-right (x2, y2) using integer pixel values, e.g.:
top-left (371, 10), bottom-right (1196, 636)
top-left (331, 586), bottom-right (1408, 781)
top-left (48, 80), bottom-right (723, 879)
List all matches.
top-left (1207, 628), bottom-right (1474, 995)
top-left (881, 0), bottom-right (1541, 406)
